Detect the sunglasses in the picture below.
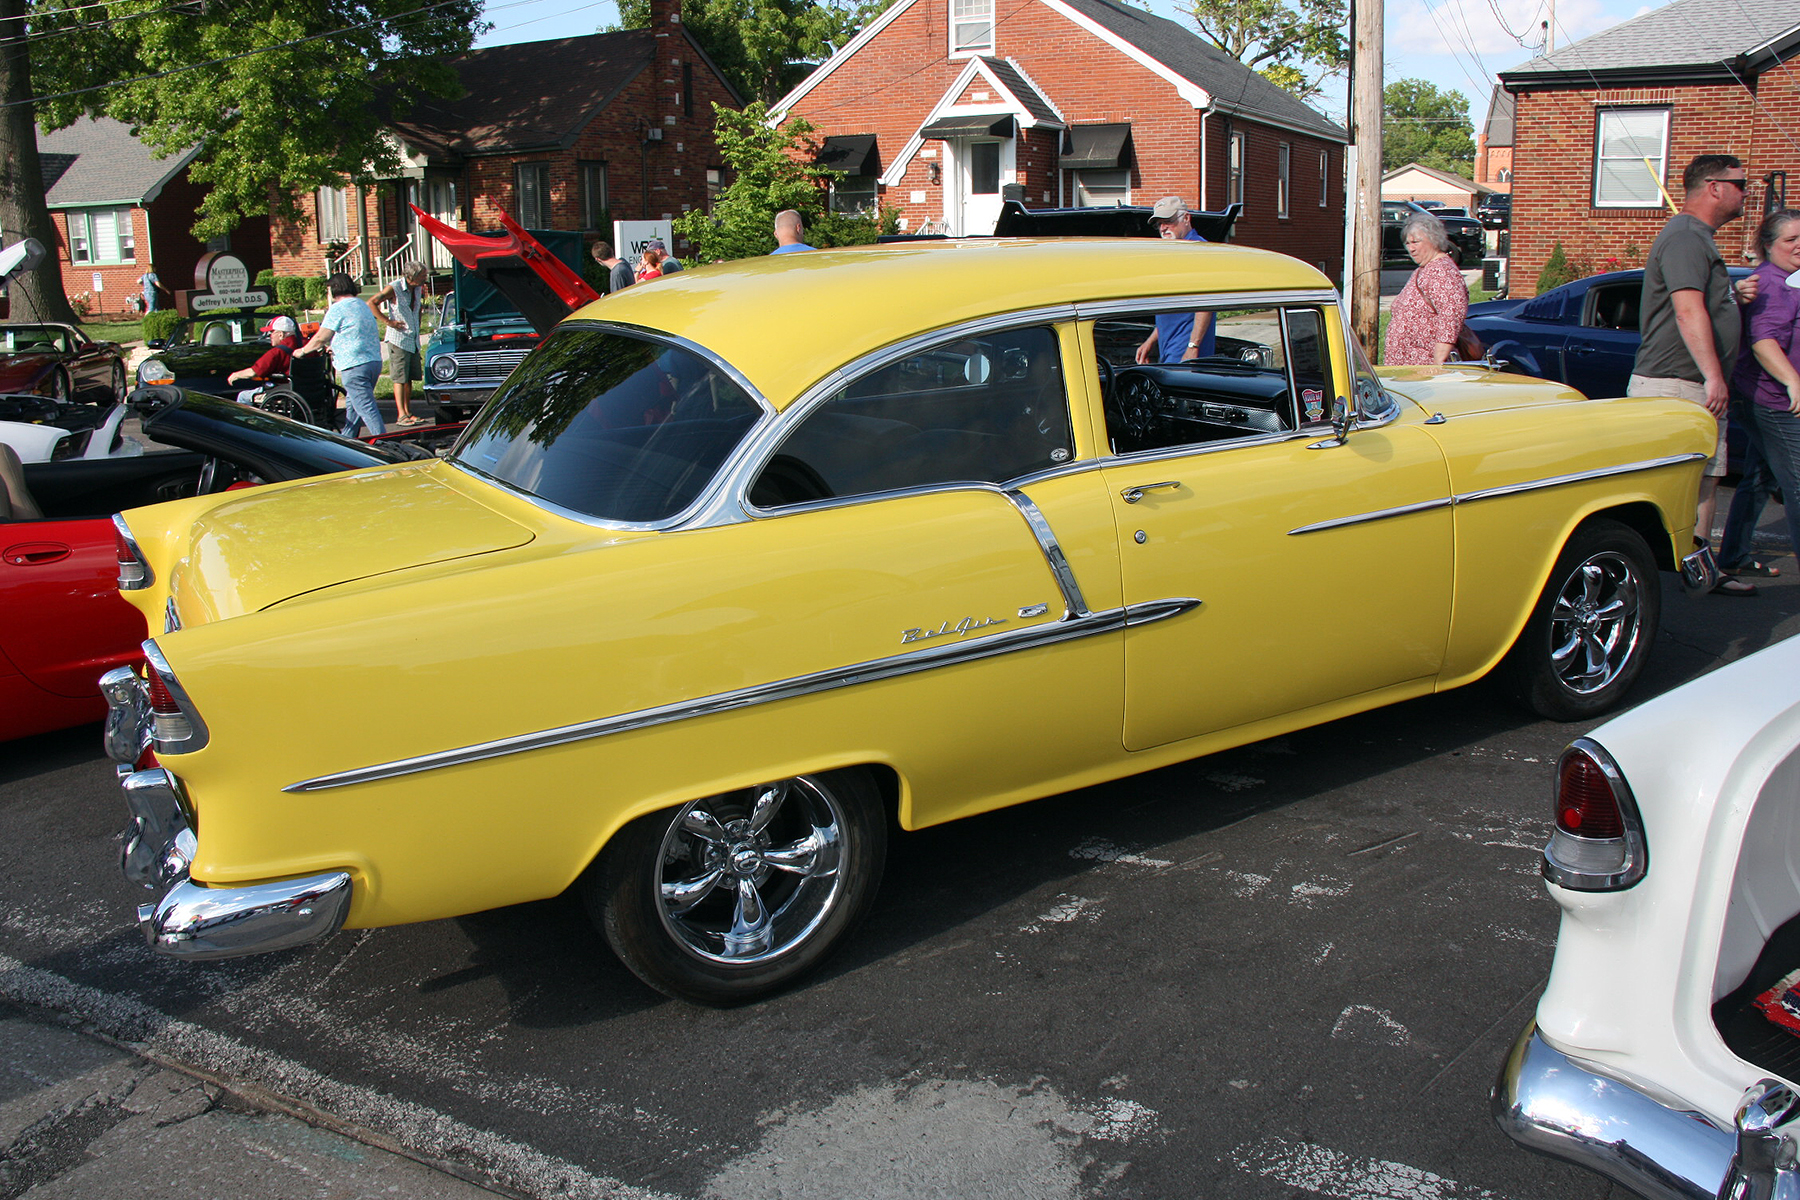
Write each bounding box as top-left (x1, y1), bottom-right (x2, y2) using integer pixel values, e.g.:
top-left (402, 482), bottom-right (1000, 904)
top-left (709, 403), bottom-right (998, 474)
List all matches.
top-left (1708, 177), bottom-right (1749, 190)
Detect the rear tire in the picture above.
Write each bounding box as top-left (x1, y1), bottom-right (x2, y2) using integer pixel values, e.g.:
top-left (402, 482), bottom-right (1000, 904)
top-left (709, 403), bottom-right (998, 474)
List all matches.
top-left (1502, 518), bottom-right (1660, 721)
top-left (582, 768), bottom-right (887, 1006)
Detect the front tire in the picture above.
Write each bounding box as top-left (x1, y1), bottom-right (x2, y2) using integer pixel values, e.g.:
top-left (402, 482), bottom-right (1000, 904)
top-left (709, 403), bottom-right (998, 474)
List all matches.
top-left (1502, 518), bottom-right (1660, 721)
top-left (583, 768), bottom-right (887, 1005)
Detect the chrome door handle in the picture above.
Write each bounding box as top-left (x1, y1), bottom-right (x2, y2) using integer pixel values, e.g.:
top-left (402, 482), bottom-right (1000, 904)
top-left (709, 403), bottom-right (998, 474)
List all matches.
top-left (1121, 481), bottom-right (1180, 503)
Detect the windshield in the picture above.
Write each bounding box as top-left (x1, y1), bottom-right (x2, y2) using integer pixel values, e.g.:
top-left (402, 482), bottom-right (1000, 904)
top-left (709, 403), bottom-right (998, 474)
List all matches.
top-left (2, 324), bottom-right (74, 353)
top-left (169, 313), bottom-right (267, 347)
top-left (451, 327), bottom-right (763, 523)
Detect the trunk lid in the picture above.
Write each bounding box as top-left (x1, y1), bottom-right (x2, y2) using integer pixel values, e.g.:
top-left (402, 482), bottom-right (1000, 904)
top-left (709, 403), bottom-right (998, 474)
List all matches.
top-left (163, 464), bottom-right (534, 623)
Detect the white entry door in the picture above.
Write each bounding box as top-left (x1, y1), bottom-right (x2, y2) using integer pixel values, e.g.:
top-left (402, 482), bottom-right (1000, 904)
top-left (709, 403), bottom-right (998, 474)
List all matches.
top-left (948, 138), bottom-right (1010, 235)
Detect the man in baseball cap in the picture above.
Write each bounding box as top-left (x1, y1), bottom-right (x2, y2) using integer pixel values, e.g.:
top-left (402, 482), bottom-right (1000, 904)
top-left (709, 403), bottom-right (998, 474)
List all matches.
top-left (227, 314), bottom-right (303, 401)
top-left (649, 238), bottom-right (683, 273)
top-left (1137, 196), bottom-right (1215, 365)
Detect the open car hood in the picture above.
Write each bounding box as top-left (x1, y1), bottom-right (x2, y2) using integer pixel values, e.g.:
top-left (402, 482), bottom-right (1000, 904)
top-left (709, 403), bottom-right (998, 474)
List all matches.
top-left (413, 208), bottom-right (597, 334)
top-left (161, 465), bottom-right (534, 622)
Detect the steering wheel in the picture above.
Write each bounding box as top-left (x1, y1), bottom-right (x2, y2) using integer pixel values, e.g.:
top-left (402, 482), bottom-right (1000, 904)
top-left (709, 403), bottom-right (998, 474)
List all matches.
top-left (1095, 356), bottom-right (1115, 403)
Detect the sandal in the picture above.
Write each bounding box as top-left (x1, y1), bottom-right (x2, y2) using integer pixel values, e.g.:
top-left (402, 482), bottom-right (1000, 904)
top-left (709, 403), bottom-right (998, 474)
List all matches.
top-left (1711, 575), bottom-right (1759, 597)
top-left (395, 414), bottom-right (427, 426)
top-left (1729, 559), bottom-right (1781, 577)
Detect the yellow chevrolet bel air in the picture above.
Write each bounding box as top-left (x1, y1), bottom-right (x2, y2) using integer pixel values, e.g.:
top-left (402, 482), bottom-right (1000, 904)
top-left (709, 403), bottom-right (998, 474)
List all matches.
top-left (101, 237), bottom-right (1719, 1004)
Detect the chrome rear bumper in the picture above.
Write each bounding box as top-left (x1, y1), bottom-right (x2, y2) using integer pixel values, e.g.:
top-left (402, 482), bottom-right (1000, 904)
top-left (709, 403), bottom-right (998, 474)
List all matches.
top-left (1682, 541), bottom-right (1722, 592)
top-left (1492, 1024), bottom-right (1732, 1200)
top-left (104, 669), bottom-right (351, 960)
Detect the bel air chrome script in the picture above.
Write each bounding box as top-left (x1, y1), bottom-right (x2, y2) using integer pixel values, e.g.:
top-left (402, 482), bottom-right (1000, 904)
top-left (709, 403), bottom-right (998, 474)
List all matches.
top-left (901, 616), bottom-right (1010, 644)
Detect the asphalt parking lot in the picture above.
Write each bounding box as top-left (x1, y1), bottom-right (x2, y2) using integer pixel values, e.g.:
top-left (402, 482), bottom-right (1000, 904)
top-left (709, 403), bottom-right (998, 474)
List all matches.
top-left (2, 510), bottom-right (1796, 1199)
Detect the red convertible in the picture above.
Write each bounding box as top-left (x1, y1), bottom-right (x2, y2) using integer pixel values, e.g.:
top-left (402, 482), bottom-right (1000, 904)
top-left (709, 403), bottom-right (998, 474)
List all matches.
top-left (0, 322), bottom-right (126, 404)
top-left (0, 389), bottom-right (434, 741)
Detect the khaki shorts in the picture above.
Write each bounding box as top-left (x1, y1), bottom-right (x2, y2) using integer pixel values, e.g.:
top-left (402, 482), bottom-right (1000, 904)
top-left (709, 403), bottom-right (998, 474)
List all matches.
top-left (384, 341), bottom-right (421, 384)
top-left (1628, 374), bottom-right (1728, 477)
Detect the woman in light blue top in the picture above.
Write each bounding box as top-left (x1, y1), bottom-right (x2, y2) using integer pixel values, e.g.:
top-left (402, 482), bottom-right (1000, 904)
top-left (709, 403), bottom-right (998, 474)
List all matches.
top-left (294, 272), bottom-right (385, 436)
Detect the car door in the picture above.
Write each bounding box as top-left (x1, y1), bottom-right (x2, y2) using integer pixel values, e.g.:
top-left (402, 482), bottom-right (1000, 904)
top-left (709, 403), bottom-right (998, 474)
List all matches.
top-left (1089, 303), bottom-right (1454, 752)
top-left (0, 513), bottom-right (147, 699)
top-left (1559, 280), bottom-right (1640, 398)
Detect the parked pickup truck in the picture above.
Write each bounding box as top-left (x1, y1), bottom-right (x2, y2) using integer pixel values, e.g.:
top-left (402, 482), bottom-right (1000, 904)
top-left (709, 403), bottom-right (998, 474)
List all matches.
top-left (421, 227), bottom-right (587, 423)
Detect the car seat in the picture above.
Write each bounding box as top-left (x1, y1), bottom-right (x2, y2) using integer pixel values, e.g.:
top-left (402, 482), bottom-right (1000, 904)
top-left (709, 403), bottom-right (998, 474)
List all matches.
top-left (202, 322), bottom-right (233, 345)
top-left (0, 442), bottom-right (44, 520)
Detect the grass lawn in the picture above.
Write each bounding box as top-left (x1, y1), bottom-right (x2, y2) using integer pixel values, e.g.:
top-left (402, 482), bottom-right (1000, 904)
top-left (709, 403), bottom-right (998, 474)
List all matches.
top-left (80, 319), bottom-right (145, 345)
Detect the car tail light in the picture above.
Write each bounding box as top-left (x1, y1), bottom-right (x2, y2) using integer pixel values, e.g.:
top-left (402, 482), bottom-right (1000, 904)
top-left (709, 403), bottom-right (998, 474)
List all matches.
top-left (141, 641), bottom-right (209, 755)
top-left (112, 514), bottom-right (152, 590)
top-left (1544, 738), bottom-right (1646, 891)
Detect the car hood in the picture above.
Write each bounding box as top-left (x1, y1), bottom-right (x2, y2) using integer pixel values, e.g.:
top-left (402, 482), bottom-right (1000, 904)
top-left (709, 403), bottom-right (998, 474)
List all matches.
top-left (164, 464), bottom-right (534, 622)
top-left (1379, 366), bottom-right (1586, 415)
top-left (158, 343), bottom-right (260, 377)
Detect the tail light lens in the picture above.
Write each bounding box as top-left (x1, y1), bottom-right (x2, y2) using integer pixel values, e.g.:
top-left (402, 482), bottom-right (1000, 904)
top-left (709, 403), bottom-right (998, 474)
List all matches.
top-left (141, 641), bottom-right (209, 755)
top-left (112, 514), bottom-right (152, 590)
top-left (1544, 738), bottom-right (1647, 891)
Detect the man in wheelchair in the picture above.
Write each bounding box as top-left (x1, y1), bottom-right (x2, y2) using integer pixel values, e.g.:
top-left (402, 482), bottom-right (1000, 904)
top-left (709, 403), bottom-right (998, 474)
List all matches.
top-left (226, 316), bottom-right (301, 404)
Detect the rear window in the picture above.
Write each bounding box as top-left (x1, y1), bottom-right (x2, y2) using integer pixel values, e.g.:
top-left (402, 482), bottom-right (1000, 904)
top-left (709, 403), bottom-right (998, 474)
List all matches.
top-left (451, 328), bottom-right (763, 523)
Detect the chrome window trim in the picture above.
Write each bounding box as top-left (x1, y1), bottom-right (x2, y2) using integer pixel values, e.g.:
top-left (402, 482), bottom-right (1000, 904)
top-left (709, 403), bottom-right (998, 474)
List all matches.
top-left (446, 321), bottom-right (777, 534)
top-left (284, 596), bottom-right (1200, 793)
top-left (1285, 452), bottom-right (1708, 535)
top-left (141, 639), bottom-right (210, 754)
top-left (1003, 488), bottom-right (1089, 616)
top-left (1072, 289), bottom-right (1340, 320)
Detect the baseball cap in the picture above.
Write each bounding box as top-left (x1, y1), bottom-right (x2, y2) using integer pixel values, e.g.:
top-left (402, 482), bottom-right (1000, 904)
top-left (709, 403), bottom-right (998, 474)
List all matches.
top-left (647, 238), bottom-right (667, 251)
top-left (1148, 196), bottom-right (1188, 222)
top-left (261, 315), bottom-right (299, 338)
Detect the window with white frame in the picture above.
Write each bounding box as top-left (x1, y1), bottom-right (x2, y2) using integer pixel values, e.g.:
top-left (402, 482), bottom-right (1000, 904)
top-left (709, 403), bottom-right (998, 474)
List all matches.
top-left (1318, 149), bottom-right (1329, 206)
top-left (67, 208), bottom-right (135, 264)
top-left (517, 162), bottom-right (552, 227)
top-left (1277, 143), bottom-right (1291, 218)
top-left (1227, 133), bottom-right (1246, 207)
top-left (1594, 108), bottom-right (1670, 208)
top-left (830, 175), bottom-right (878, 214)
top-left (315, 186), bottom-right (348, 243)
top-left (580, 162), bottom-right (608, 229)
top-left (1076, 169), bottom-right (1130, 206)
top-left (950, 0), bottom-right (993, 53)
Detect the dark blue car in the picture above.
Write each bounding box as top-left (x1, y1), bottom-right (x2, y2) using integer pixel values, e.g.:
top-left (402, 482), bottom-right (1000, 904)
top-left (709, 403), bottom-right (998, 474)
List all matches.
top-left (1466, 266), bottom-right (1754, 399)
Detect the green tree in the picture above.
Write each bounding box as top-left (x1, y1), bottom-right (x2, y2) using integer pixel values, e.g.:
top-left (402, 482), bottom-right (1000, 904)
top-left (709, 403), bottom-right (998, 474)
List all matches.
top-left (0, 0), bottom-right (482, 322)
top-left (673, 101), bottom-right (881, 262)
top-left (1182, 0), bottom-right (1347, 101)
top-left (613, 0), bottom-right (888, 104)
top-left (1383, 79), bottom-right (1476, 176)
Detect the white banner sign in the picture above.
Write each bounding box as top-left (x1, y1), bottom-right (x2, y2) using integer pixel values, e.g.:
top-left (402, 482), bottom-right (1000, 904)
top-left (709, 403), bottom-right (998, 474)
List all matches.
top-left (613, 219), bottom-right (673, 261)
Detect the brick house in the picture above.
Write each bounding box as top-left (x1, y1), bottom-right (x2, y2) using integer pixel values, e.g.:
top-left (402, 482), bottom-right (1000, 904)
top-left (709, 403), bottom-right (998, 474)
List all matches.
top-left (35, 116), bottom-right (269, 318)
top-left (1474, 86), bottom-right (1513, 194)
top-left (268, 0), bottom-right (741, 281)
top-left (1381, 163), bottom-right (1491, 211)
top-left (1498, 0), bottom-right (1799, 296)
top-left (770, 0), bottom-right (1348, 280)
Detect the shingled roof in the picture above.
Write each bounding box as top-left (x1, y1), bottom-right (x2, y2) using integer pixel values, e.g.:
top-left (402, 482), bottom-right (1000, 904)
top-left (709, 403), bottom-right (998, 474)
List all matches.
top-left (1500, 0), bottom-right (1800, 87)
top-left (1057, 0), bottom-right (1344, 141)
top-left (36, 116), bottom-right (198, 208)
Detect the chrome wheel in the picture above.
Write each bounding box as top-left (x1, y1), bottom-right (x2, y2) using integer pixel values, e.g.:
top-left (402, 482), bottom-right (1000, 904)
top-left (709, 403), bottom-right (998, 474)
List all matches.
top-left (655, 778), bottom-right (845, 965)
top-left (586, 768), bottom-right (886, 1004)
top-left (1547, 550), bottom-right (1642, 694)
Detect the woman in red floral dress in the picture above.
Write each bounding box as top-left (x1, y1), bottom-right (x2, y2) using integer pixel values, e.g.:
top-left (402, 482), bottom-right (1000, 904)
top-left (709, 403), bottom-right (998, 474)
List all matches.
top-left (1384, 213), bottom-right (1470, 365)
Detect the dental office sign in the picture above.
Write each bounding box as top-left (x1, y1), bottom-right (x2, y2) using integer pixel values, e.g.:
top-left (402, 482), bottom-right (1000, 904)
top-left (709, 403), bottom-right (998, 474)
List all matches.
top-left (188, 252), bottom-right (269, 312)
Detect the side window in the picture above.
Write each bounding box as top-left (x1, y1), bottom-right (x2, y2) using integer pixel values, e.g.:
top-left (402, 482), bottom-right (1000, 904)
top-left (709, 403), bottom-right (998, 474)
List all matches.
top-left (1584, 284), bottom-right (1639, 331)
top-left (750, 325), bottom-right (1073, 508)
top-left (1094, 306), bottom-right (1323, 454)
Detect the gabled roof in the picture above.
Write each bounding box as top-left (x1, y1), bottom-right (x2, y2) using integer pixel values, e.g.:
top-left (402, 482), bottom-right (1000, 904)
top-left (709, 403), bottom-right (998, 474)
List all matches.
top-left (979, 57), bottom-right (1064, 127)
top-left (1500, 0), bottom-right (1800, 87)
top-left (37, 116), bottom-right (199, 208)
top-left (387, 29), bottom-right (741, 159)
top-left (1383, 163), bottom-right (1489, 194)
top-left (774, 0), bottom-right (1343, 143)
top-left (1482, 85), bottom-right (1513, 146)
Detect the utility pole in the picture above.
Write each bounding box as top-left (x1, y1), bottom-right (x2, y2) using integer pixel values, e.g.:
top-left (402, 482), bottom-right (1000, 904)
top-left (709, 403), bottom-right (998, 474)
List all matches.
top-left (1349, 0), bottom-right (1383, 360)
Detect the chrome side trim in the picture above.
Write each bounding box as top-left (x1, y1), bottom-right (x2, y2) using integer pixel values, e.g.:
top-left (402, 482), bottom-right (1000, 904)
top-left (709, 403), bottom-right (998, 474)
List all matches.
top-left (284, 598), bottom-right (1200, 793)
top-left (1003, 488), bottom-right (1090, 616)
top-left (1288, 453), bottom-right (1708, 536)
top-left (1492, 1023), bottom-right (1730, 1200)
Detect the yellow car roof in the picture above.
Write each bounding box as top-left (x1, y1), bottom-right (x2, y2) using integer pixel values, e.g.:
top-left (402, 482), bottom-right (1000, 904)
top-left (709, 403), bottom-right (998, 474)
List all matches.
top-left (568, 238), bottom-right (1332, 408)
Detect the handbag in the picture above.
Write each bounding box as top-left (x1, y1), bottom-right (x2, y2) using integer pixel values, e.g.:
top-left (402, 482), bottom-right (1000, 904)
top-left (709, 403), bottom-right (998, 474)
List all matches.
top-left (1454, 324), bottom-right (1485, 361)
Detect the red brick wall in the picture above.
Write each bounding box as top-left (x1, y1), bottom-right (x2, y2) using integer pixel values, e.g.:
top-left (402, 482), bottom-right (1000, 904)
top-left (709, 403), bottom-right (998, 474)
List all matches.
top-left (1508, 74), bottom-right (1800, 295)
top-left (784, 0), bottom-right (1344, 280)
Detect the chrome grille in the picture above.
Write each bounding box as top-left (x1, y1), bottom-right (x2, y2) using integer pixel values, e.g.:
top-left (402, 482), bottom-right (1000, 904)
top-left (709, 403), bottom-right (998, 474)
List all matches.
top-left (445, 348), bottom-right (531, 387)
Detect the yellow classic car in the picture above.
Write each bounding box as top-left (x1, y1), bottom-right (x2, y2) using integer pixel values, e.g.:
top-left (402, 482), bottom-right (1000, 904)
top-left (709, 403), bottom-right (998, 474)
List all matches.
top-left (101, 238), bottom-right (1719, 1005)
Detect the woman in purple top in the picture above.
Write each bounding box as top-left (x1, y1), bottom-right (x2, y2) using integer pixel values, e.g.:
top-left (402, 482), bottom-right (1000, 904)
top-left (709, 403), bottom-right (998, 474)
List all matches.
top-left (1721, 209), bottom-right (1800, 574)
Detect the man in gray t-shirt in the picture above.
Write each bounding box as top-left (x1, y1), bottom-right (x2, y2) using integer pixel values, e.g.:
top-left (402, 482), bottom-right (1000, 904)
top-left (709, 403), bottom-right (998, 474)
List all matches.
top-left (1627, 154), bottom-right (1758, 590)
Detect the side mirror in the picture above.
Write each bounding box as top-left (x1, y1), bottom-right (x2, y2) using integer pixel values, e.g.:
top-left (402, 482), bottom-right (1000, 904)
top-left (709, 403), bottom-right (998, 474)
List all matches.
top-left (146, 338), bottom-right (167, 350)
top-left (1308, 397), bottom-right (1353, 450)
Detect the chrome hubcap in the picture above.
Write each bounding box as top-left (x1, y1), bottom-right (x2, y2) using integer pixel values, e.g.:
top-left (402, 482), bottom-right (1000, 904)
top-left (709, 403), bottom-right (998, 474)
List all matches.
top-left (656, 777), bottom-right (844, 965)
top-left (1548, 550), bottom-right (1641, 694)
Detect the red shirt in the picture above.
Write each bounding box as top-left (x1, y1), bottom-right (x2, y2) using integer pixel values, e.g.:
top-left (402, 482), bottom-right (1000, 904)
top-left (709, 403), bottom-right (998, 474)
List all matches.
top-left (1384, 255), bottom-right (1468, 365)
top-left (247, 338), bottom-right (295, 379)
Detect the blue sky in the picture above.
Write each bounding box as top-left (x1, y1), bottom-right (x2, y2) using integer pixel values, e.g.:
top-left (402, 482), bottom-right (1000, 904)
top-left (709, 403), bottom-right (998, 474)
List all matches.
top-left (471, 0), bottom-right (1656, 131)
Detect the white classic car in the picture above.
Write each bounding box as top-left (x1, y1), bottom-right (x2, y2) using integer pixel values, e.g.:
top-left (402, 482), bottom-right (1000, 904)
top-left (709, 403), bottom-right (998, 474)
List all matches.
top-left (1494, 631), bottom-right (1800, 1199)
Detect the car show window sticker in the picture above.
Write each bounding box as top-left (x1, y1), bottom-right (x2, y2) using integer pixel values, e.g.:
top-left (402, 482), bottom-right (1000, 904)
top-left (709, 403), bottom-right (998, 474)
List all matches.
top-left (1286, 452), bottom-right (1709, 536)
top-left (282, 596), bottom-right (1202, 794)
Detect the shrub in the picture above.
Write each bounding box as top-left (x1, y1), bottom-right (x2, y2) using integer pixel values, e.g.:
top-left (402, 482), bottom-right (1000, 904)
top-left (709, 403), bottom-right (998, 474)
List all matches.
top-left (141, 310), bottom-right (181, 344)
top-left (253, 304), bottom-right (299, 323)
top-left (302, 275), bottom-right (328, 308)
top-left (254, 268), bottom-right (275, 288)
top-left (274, 275), bottom-right (310, 306)
top-left (1537, 242), bottom-right (1582, 293)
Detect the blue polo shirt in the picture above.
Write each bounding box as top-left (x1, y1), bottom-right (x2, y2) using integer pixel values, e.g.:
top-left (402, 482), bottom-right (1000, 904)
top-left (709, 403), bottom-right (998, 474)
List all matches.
top-left (1154, 230), bottom-right (1214, 362)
